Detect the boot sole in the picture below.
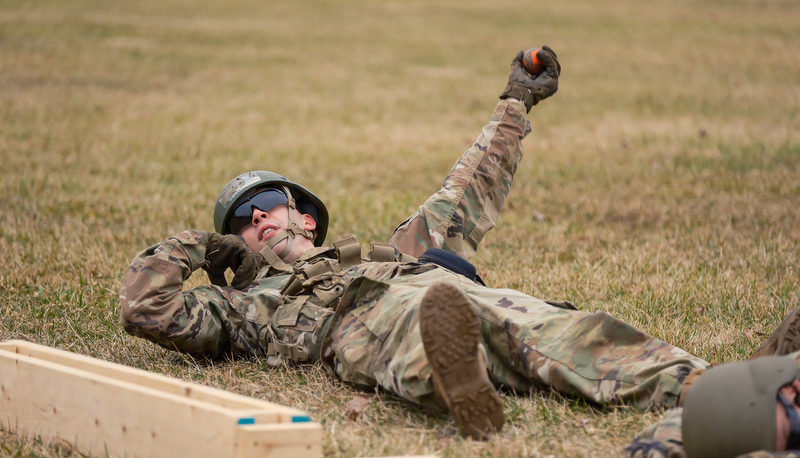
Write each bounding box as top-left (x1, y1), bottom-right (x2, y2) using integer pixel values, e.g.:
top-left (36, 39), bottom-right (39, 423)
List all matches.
top-left (420, 282), bottom-right (504, 440)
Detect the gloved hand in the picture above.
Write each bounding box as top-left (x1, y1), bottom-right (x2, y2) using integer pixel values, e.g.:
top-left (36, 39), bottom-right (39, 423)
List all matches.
top-left (500, 45), bottom-right (561, 112)
top-left (200, 231), bottom-right (259, 289)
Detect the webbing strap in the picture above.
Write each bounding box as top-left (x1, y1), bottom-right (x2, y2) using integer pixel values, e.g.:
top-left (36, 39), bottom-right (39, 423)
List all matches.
top-left (267, 338), bottom-right (311, 362)
top-left (260, 244), bottom-right (293, 273)
top-left (367, 243), bottom-right (397, 262)
top-left (398, 253), bottom-right (418, 263)
top-left (264, 324), bottom-right (311, 362)
top-left (280, 275), bottom-right (305, 296)
top-left (266, 230), bottom-right (293, 257)
top-left (303, 259), bottom-right (335, 278)
top-left (334, 235), bottom-right (362, 270)
top-left (279, 257), bottom-right (338, 297)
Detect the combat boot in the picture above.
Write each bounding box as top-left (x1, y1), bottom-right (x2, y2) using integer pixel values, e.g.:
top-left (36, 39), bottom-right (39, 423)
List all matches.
top-left (419, 282), bottom-right (505, 440)
top-left (750, 305), bottom-right (800, 359)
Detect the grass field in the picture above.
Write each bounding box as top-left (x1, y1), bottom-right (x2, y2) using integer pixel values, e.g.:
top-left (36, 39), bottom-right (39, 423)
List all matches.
top-left (1, 0), bottom-right (799, 456)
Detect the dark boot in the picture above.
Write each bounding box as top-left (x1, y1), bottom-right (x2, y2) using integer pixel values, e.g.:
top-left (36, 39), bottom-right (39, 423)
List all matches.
top-left (751, 305), bottom-right (800, 359)
top-left (419, 282), bottom-right (505, 440)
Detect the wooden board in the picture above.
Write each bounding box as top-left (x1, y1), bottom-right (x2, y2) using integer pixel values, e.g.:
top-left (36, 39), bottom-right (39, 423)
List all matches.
top-left (0, 340), bottom-right (323, 458)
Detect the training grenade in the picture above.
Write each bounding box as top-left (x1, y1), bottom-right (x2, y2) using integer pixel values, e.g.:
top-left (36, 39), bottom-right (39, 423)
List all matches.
top-left (521, 48), bottom-right (545, 76)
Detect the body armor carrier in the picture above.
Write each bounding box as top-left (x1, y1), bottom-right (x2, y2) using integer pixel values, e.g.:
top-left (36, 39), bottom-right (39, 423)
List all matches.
top-left (260, 235), bottom-right (418, 366)
top-left (259, 234), bottom-right (494, 366)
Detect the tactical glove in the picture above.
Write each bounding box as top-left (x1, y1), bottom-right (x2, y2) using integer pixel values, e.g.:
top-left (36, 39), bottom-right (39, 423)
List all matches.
top-left (500, 45), bottom-right (561, 112)
top-left (200, 231), bottom-right (259, 289)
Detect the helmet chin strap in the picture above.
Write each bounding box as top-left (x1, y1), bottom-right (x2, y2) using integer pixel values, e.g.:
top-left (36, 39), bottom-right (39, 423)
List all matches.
top-left (260, 185), bottom-right (316, 262)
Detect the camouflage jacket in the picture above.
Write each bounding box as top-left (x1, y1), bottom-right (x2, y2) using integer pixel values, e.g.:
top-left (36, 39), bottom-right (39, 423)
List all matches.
top-left (119, 100), bottom-right (532, 359)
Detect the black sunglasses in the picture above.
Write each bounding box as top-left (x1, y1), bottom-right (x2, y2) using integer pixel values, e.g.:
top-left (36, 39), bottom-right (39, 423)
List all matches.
top-left (227, 188), bottom-right (288, 235)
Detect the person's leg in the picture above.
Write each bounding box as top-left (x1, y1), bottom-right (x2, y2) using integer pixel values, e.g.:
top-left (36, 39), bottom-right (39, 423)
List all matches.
top-left (331, 270), bottom-right (710, 414)
top-left (461, 282), bottom-right (710, 411)
top-left (330, 270), bottom-right (461, 407)
top-left (419, 282), bottom-right (504, 439)
top-left (328, 272), bottom-right (427, 398)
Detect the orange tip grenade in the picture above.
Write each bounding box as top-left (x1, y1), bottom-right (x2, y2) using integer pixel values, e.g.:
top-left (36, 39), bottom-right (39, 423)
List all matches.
top-left (521, 48), bottom-right (546, 76)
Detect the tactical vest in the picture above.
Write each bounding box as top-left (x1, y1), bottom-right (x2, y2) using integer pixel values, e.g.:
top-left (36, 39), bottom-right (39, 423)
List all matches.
top-left (260, 234), bottom-right (496, 366)
top-left (260, 234), bottom-right (418, 366)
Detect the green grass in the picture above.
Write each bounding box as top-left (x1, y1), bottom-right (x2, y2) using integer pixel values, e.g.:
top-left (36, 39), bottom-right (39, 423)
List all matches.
top-left (1, 0), bottom-right (799, 456)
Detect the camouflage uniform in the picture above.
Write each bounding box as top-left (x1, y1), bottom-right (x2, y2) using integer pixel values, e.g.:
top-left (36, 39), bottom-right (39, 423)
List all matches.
top-left (120, 99), bottom-right (709, 414)
top-left (625, 351), bottom-right (800, 458)
top-left (628, 409), bottom-right (781, 458)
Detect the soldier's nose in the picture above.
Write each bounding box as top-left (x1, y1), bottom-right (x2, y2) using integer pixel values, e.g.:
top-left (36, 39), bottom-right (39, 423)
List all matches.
top-left (251, 208), bottom-right (269, 225)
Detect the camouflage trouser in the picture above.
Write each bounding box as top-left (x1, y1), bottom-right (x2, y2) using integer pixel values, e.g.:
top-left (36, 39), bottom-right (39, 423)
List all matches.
top-left (273, 268), bottom-right (709, 412)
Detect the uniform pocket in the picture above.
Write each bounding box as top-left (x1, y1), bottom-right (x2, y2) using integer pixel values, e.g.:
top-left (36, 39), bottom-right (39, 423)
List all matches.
top-left (274, 296), bottom-right (308, 327)
top-left (228, 288), bottom-right (281, 326)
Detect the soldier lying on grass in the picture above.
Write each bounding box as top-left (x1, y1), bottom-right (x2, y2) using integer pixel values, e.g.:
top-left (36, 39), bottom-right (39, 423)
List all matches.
top-left (119, 45), bottom-right (800, 446)
top-left (626, 350), bottom-right (800, 457)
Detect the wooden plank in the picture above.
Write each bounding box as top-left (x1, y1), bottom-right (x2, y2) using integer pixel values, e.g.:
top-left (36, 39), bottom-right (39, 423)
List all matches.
top-left (0, 340), bottom-right (323, 458)
top-left (0, 340), bottom-right (305, 423)
top-left (235, 423), bottom-right (324, 458)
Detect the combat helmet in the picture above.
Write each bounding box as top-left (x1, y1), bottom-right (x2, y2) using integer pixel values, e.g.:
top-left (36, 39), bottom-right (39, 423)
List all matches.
top-left (682, 355), bottom-right (799, 457)
top-left (213, 171), bottom-right (329, 246)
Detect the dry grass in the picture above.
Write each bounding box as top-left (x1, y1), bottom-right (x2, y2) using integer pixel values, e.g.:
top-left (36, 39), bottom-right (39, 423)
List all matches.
top-left (1, 0), bottom-right (799, 456)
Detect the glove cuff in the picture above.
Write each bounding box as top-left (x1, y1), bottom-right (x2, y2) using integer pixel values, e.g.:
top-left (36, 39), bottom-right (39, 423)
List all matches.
top-left (195, 230), bottom-right (220, 247)
top-left (500, 84), bottom-right (534, 113)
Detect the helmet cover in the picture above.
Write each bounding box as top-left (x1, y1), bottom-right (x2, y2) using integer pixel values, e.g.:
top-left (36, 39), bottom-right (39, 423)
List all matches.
top-left (682, 355), bottom-right (798, 457)
top-left (213, 171), bottom-right (329, 246)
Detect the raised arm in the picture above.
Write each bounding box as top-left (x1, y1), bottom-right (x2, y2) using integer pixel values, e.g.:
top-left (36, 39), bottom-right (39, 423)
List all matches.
top-left (387, 47), bottom-right (561, 260)
top-left (387, 99), bottom-right (529, 260)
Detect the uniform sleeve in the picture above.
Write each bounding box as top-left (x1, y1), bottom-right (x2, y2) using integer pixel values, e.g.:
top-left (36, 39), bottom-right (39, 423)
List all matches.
top-left (624, 408), bottom-right (800, 458)
top-left (387, 99), bottom-right (531, 260)
top-left (624, 408), bottom-right (687, 458)
top-left (119, 230), bottom-right (277, 359)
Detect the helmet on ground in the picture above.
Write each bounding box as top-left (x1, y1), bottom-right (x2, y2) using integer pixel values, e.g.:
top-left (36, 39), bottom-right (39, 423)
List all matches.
top-left (213, 171), bottom-right (329, 246)
top-left (682, 355), bottom-right (798, 457)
